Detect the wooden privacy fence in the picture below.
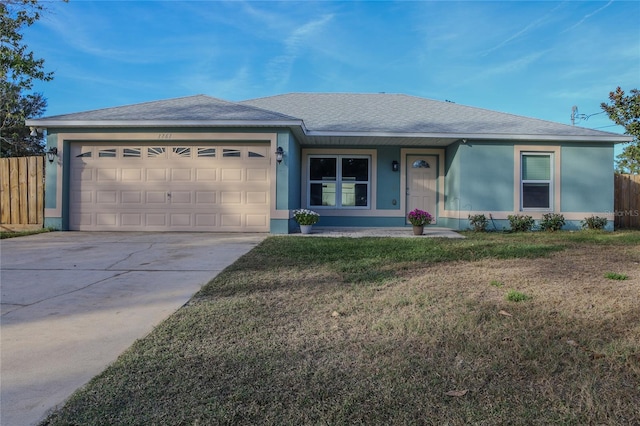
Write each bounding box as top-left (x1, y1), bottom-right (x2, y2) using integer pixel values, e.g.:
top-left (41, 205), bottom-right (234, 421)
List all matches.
top-left (614, 173), bottom-right (640, 229)
top-left (0, 156), bottom-right (45, 231)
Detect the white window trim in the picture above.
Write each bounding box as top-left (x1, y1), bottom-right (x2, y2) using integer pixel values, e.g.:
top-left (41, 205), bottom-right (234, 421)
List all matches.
top-left (301, 149), bottom-right (378, 216)
top-left (307, 154), bottom-right (371, 210)
top-left (514, 146), bottom-right (561, 213)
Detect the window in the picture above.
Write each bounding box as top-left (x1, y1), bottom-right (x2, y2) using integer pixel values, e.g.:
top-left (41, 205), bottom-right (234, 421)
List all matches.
top-left (521, 153), bottom-right (552, 210)
top-left (172, 147), bottom-right (191, 158)
top-left (248, 148), bottom-right (267, 158)
top-left (147, 147), bottom-right (166, 158)
top-left (197, 147), bottom-right (216, 157)
top-left (223, 148), bottom-right (241, 158)
top-left (308, 155), bottom-right (370, 208)
top-left (98, 148), bottom-right (116, 158)
top-left (123, 148), bottom-right (141, 158)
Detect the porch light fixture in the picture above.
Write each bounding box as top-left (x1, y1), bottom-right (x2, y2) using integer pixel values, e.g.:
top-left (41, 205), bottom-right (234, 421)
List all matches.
top-left (275, 146), bottom-right (284, 164)
top-left (46, 147), bottom-right (58, 163)
top-left (412, 159), bottom-right (430, 168)
top-left (392, 160), bottom-right (399, 172)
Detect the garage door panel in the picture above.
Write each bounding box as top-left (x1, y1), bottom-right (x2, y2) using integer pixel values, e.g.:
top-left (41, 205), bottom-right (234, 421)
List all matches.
top-left (247, 168), bottom-right (268, 181)
top-left (169, 191), bottom-right (191, 204)
top-left (146, 191), bottom-right (168, 204)
top-left (246, 191), bottom-right (267, 204)
top-left (72, 191), bottom-right (93, 204)
top-left (122, 169), bottom-right (142, 181)
top-left (72, 168), bottom-right (93, 182)
top-left (221, 191), bottom-right (242, 204)
top-left (246, 214), bottom-right (268, 227)
top-left (221, 168), bottom-right (242, 181)
top-left (96, 169), bottom-right (117, 181)
top-left (122, 191), bottom-right (142, 204)
top-left (121, 213), bottom-right (142, 226)
top-left (146, 213), bottom-right (167, 226)
top-left (195, 191), bottom-right (216, 204)
top-left (70, 143), bottom-right (270, 232)
top-left (170, 214), bottom-right (191, 226)
top-left (171, 169), bottom-right (192, 181)
top-left (96, 191), bottom-right (117, 204)
top-left (146, 169), bottom-right (167, 181)
top-left (221, 214), bottom-right (242, 228)
top-left (71, 213), bottom-right (92, 227)
top-left (196, 169), bottom-right (217, 181)
top-left (195, 214), bottom-right (217, 226)
top-left (96, 213), bottom-right (117, 226)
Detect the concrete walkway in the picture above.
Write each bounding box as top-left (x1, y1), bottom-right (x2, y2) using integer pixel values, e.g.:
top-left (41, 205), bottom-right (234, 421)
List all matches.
top-left (0, 232), bottom-right (265, 426)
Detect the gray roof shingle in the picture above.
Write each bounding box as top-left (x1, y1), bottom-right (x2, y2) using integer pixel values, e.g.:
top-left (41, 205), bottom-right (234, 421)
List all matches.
top-left (241, 93), bottom-right (620, 138)
top-left (38, 95), bottom-right (298, 122)
top-left (28, 92), bottom-right (630, 143)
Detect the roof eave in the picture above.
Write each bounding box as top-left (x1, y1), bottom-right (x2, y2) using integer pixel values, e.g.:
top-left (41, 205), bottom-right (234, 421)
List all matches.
top-left (24, 119), bottom-right (305, 128)
top-left (25, 118), bottom-right (631, 143)
top-left (305, 130), bottom-right (633, 143)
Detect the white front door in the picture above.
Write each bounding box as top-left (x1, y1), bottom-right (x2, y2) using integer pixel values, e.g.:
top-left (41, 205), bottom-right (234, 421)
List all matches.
top-left (406, 155), bottom-right (437, 224)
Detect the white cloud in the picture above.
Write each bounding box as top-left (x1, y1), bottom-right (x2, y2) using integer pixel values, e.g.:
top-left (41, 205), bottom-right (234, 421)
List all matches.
top-left (562, 0), bottom-right (614, 33)
top-left (481, 3), bottom-right (564, 56)
top-left (265, 14), bottom-right (334, 90)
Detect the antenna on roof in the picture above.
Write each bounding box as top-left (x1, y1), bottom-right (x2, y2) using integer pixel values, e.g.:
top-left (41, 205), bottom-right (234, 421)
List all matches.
top-left (571, 106), bottom-right (604, 126)
top-left (571, 106), bottom-right (579, 126)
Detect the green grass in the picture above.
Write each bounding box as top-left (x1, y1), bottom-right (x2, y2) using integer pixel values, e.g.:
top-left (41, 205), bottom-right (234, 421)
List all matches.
top-left (0, 228), bottom-right (52, 239)
top-left (506, 289), bottom-right (531, 302)
top-left (41, 230), bottom-right (640, 425)
top-left (604, 272), bottom-right (629, 280)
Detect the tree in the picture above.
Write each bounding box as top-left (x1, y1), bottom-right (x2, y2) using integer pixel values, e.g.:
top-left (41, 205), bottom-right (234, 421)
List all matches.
top-left (1, 0), bottom-right (56, 157)
top-left (600, 87), bottom-right (640, 174)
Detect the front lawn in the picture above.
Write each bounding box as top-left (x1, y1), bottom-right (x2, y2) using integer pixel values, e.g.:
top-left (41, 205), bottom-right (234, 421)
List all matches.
top-left (42, 231), bottom-right (640, 425)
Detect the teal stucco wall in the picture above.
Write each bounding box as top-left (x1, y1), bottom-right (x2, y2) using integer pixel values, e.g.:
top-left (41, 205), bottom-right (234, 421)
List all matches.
top-left (376, 146), bottom-right (402, 210)
top-left (561, 144), bottom-right (614, 213)
top-left (454, 142), bottom-right (514, 212)
top-left (271, 130), bottom-right (302, 233)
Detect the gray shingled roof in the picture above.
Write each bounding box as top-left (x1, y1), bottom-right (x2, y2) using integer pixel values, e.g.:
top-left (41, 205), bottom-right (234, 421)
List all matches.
top-left (28, 92), bottom-right (630, 143)
top-left (34, 95), bottom-right (299, 123)
top-left (241, 93), bottom-right (622, 139)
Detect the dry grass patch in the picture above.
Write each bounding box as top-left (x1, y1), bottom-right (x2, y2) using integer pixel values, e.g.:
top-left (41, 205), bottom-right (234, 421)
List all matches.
top-left (42, 232), bottom-right (640, 425)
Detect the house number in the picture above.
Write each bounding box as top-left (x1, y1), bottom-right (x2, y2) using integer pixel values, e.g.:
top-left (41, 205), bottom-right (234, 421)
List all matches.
top-left (158, 133), bottom-right (172, 139)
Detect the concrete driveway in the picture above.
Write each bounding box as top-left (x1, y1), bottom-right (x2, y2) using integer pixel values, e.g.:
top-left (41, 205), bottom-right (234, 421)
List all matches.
top-left (0, 232), bottom-right (266, 426)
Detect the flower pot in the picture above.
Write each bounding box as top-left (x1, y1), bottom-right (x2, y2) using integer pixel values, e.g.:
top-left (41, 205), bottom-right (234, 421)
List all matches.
top-left (300, 225), bottom-right (313, 234)
top-left (412, 225), bottom-right (424, 235)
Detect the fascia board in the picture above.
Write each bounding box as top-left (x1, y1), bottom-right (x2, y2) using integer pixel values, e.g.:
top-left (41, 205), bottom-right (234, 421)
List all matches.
top-left (25, 117), bottom-right (631, 143)
top-left (25, 119), bottom-right (305, 128)
top-left (304, 130), bottom-right (633, 143)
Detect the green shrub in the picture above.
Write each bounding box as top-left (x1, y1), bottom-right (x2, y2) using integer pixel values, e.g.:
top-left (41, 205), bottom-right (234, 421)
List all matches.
top-left (468, 214), bottom-right (489, 232)
top-left (540, 213), bottom-right (565, 232)
top-left (604, 272), bottom-right (628, 280)
top-left (506, 290), bottom-right (531, 302)
top-left (508, 214), bottom-right (534, 232)
top-left (581, 216), bottom-right (608, 230)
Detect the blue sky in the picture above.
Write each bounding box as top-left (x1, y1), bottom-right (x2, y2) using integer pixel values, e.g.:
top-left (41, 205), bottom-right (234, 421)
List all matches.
top-left (26, 0), bottom-right (639, 138)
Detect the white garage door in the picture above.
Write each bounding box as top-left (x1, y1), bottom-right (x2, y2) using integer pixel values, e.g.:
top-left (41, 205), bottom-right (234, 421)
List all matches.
top-left (69, 143), bottom-right (270, 232)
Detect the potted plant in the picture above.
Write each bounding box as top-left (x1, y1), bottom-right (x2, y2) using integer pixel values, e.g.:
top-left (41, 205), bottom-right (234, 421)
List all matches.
top-left (407, 208), bottom-right (433, 235)
top-left (293, 209), bottom-right (320, 234)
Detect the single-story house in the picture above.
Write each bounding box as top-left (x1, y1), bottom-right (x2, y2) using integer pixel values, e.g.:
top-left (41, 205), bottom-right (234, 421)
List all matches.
top-left (26, 93), bottom-right (632, 233)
